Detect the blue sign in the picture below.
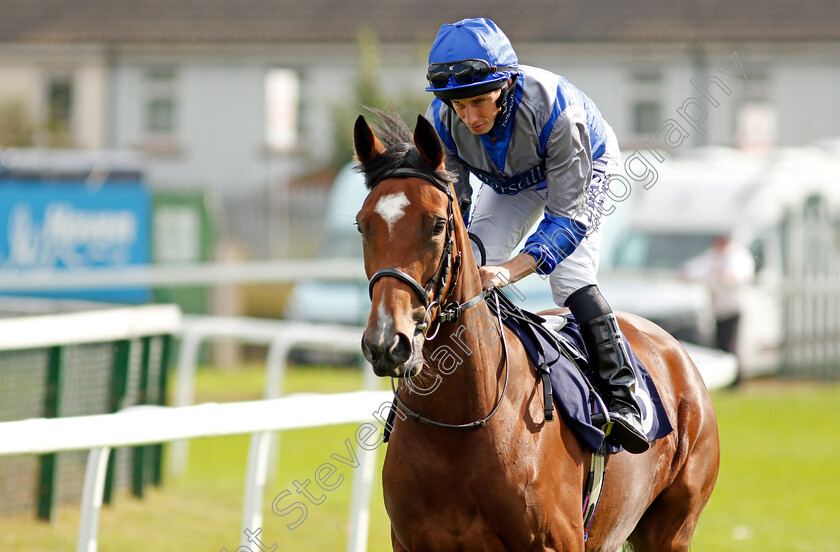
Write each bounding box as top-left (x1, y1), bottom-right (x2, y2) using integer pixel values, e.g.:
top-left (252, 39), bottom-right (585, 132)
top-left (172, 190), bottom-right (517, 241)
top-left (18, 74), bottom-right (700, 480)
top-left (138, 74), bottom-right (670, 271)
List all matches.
top-left (0, 181), bottom-right (151, 302)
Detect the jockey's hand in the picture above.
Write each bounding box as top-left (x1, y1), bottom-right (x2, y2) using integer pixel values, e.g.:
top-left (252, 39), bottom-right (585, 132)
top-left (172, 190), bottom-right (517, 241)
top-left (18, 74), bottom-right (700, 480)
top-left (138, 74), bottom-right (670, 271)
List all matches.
top-left (478, 253), bottom-right (538, 291)
top-left (479, 265), bottom-right (511, 290)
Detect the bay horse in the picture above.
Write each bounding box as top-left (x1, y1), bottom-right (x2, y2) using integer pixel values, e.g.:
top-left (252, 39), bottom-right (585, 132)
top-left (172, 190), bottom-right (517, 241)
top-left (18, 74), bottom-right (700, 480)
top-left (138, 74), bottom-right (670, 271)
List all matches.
top-left (354, 111), bottom-right (720, 552)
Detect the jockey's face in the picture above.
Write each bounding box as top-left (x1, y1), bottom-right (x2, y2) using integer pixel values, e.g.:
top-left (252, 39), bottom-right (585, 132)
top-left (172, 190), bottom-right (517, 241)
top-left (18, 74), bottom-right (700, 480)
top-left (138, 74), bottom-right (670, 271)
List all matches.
top-left (451, 88), bottom-right (503, 135)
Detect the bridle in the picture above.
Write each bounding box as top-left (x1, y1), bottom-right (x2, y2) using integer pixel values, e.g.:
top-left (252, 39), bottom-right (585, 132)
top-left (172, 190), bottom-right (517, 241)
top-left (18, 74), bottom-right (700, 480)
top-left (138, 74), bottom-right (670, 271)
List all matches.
top-left (366, 167), bottom-right (479, 336)
top-left (365, 166), bottom-right (509, 430)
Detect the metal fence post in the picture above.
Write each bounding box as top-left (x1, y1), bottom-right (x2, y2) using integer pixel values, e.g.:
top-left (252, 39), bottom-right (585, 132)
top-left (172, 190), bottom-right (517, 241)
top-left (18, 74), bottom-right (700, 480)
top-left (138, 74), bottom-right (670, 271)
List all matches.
top-left (36, 345), bottom-right (62, 521)
top-left (132, 336), bottom-right (153, 498)
top-left (103, 339), bottom-right (131, 505)
top-left (76, 447), bottom-right (111, 552)
top-left (346, 360), bottom-right (379, 552)
top-left (152, 334), bottom-right (173, 485)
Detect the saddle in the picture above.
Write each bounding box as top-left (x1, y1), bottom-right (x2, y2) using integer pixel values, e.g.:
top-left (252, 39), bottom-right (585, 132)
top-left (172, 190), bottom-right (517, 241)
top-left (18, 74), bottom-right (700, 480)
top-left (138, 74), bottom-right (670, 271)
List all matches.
top-left (486, 289), bottom-right (672, 452)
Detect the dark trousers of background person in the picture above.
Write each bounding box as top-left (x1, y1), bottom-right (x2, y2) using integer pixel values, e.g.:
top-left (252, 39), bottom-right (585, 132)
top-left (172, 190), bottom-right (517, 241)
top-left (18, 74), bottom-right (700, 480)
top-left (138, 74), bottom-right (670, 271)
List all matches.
top-left (716, 314), bottom-right (742, 387)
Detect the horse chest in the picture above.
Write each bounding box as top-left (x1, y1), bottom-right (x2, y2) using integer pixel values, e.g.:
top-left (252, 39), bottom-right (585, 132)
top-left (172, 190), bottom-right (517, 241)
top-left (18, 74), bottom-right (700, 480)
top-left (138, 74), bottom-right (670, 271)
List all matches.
top-left (384, 431), bottom-right (567, 550)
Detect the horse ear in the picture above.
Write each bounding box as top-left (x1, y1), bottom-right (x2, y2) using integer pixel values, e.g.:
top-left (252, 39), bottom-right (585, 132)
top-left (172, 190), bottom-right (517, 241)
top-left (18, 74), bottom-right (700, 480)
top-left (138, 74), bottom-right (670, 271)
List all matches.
top-left (414, 115), bottom-right (445, 171)
top-left (354, 115), bottom-right (386, 163)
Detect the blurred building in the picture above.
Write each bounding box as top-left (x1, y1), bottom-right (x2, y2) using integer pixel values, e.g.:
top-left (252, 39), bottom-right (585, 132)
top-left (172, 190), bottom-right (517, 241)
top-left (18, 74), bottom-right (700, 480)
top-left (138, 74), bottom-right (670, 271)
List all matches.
top-left (1, 2), bottom-right (839, 185)
top-left (1, 1), bottom-right (839, 259)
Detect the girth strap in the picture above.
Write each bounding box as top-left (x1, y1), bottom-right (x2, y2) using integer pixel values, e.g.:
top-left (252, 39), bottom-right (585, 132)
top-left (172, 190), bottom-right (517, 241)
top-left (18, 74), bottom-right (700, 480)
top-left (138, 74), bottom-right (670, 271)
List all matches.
top-left (537, 363), bottom-right (554, 422)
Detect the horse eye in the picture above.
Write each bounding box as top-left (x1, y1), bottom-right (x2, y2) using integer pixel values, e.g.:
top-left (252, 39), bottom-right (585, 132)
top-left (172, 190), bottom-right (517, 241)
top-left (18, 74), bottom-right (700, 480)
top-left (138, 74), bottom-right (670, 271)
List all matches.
top-left (355, 222), bottom-right (363, 234)
top-left (432, 220), bottom-right (446, 235)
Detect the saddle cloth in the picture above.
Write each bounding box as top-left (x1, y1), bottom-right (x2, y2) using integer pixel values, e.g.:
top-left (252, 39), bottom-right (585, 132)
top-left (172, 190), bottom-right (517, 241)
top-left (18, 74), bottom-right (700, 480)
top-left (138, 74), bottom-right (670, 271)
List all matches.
top-left (491, 292), bottom-right (674, 453)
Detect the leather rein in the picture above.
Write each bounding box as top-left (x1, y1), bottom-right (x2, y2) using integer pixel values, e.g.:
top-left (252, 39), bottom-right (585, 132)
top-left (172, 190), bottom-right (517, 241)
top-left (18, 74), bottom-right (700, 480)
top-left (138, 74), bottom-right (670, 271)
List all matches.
top-left (366, 167), bottom-right (509, 430)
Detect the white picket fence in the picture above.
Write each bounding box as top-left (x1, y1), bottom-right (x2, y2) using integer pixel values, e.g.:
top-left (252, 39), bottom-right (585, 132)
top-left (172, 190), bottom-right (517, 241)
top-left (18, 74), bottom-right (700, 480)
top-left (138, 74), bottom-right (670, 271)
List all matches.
top-left (171, 315), bottom-right (381, 552)
top-left (171, 315), bottom-right (372, 474)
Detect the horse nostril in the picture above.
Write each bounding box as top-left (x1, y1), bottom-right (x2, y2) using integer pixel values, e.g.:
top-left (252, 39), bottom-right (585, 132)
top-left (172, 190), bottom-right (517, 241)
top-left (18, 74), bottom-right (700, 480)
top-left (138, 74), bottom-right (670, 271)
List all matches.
top-left (389, 332), bottom-right (412, 365)
top-left (361, 335), bottom-right (376, 364)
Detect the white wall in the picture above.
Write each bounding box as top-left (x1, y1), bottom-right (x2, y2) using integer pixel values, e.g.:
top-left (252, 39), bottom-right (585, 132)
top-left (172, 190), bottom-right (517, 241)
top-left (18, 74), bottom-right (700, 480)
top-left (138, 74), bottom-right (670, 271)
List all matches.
top-left (73, 61), bottom-right (108, 149)
top-left (1, 41), bottom-right (827, 193)
top-left (112, 60), bottom-right (306, 193)
top-left (773, 61), bottom-right (840, 146)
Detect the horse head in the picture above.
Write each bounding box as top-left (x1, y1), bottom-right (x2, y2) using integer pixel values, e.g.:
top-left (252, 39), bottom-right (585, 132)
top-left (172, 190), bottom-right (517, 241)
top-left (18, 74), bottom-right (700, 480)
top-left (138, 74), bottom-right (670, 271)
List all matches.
top-left (354, 112), bottom-right (477, 378)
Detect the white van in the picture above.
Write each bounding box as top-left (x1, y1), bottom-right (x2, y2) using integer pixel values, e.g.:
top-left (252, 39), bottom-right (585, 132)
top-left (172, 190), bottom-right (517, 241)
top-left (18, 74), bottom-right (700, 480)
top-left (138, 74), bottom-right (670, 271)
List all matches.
top-left (597, 144), bottom-right (840, 377)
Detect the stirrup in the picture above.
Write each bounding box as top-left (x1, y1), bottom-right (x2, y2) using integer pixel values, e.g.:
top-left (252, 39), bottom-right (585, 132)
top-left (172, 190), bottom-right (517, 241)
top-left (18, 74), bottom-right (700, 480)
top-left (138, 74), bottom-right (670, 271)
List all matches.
top-left (591, 411), bottom-right (650, 454)
top-left (610, 413), bottom-right (650, 454)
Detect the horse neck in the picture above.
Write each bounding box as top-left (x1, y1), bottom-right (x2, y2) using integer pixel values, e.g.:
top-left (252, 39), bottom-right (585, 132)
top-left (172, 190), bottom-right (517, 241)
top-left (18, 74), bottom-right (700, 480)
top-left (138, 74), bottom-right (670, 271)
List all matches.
top-left (407, 237), bottom-right (507, 423)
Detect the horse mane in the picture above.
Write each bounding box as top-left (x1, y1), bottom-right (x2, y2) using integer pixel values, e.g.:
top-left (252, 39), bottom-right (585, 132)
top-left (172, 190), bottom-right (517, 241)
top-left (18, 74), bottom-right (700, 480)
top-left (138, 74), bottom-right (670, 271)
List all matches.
top-left (354, 108), bottom-right (454, 191)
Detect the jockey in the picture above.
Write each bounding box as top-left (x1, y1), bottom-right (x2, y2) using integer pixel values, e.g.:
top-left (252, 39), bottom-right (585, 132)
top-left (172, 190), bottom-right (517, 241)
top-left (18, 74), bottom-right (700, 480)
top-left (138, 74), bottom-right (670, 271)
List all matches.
top-left (424, 17), bottom-right (649, 453)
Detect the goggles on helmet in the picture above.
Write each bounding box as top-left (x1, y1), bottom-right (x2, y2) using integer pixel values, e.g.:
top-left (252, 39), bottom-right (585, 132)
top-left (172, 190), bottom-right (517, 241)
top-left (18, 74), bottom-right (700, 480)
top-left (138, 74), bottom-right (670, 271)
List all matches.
top-left (426, 58), bottom-right (517, 89)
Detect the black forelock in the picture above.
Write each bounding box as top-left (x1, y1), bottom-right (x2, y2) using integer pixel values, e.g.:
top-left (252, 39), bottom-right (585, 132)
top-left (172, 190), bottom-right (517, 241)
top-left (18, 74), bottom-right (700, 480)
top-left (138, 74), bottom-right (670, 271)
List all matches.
top-left (354, 108), bottom-right (454, 191)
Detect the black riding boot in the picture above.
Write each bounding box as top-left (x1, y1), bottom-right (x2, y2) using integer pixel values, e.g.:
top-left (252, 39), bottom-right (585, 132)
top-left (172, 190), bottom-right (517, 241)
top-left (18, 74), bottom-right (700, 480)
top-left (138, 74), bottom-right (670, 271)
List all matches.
top-left (566, 285), bottom-right (650, 454)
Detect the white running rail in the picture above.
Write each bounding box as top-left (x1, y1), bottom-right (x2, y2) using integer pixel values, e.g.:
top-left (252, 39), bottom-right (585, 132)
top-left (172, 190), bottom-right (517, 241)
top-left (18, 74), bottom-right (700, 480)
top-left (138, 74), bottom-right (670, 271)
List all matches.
top-left (0, 391), bottom-right (393, 552)
top-left (0, 304), bottom-right (182, 350)
top-left (170, 315), bottom-right (377, 552)
top-left (0, 259), bottom-right (365, 291)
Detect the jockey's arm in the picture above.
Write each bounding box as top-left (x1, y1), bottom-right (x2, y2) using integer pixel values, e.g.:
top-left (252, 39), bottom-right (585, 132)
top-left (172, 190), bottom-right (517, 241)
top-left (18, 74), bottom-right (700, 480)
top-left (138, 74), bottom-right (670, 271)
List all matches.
top-left (479, 252), bottom-right (536, 290)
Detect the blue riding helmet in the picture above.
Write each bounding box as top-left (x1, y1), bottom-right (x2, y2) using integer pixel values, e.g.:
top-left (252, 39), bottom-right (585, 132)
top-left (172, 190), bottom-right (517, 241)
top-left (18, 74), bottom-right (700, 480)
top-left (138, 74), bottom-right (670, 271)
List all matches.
top-left (426, 18), bottom-right (519, 101)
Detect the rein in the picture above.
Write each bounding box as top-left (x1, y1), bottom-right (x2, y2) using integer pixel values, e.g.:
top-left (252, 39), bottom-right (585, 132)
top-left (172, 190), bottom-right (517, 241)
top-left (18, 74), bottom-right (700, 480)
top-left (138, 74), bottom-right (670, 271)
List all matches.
top-left (366, 166), bottom-right (509, 431)
top-left (391, 287), bottom-right (509, 430)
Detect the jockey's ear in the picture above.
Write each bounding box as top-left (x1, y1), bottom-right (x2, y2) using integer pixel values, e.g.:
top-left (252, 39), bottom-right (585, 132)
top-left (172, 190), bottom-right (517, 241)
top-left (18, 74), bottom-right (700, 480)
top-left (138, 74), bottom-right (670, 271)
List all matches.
top-left (354, 115), bottom-right (386, 163)
top-left (414, 115), bottom-right (445, 172)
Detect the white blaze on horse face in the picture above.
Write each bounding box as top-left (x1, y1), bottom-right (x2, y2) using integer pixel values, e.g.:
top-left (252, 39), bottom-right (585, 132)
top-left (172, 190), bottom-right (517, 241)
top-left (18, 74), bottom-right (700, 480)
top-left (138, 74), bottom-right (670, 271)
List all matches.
top-left (373, 301), bottom-right (395, 347)
top-left (374, 192), bottom-right (411, 234)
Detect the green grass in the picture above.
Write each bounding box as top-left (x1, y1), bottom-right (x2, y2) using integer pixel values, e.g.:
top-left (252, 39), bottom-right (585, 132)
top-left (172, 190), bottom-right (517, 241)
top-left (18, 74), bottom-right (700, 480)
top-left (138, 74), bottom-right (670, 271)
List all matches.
top-left (1, 366), bottom-right (838, 551)
top-left (691, 381), bottom-right (840, 552)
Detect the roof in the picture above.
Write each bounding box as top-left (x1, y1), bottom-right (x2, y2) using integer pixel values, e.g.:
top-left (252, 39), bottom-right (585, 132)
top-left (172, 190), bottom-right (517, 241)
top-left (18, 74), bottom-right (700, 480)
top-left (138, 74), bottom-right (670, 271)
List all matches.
top-left (1, 0), bottom-right (839, 45)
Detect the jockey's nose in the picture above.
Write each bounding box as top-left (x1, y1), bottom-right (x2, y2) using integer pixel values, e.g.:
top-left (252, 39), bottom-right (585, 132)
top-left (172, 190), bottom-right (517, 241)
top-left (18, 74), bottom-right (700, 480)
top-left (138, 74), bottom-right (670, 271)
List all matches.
top-left (464, 106), bottom-right (480, 126)
top-left (362, 330), bottom-right (412, 376)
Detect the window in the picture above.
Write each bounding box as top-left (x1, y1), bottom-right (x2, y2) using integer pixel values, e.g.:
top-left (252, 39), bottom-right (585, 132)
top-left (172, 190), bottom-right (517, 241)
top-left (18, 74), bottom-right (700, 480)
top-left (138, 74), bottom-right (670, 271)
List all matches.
top-left (734, 71), bottom-right (773, 150)
top-left (265, 68), bottom-right (300, 152)
top-left (148, 98), bottom-right (175, 134)
top-left (629, 70), bottom-right (662, 137)
top-left (633, 101), bottom-right (661, 135)
top-left (612, 231), bottom-right (717, 271)
top-left (46, 76), bottom-right (74, 146)
top-left (144, 67), bottom-right (177, 137)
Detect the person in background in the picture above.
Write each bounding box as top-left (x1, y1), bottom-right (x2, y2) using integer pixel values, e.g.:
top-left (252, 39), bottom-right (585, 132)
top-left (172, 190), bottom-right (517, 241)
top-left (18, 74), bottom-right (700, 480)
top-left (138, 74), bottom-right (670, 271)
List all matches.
top-left (682, 235), bottom-right (756, 385)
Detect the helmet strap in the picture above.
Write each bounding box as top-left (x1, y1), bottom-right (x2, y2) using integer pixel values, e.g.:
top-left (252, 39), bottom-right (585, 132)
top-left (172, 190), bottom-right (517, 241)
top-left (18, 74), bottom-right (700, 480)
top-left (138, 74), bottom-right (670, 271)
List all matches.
top-left (496, 74), bottom-right (517, 109)
top-left (494, 74), bottom-right (518, 125)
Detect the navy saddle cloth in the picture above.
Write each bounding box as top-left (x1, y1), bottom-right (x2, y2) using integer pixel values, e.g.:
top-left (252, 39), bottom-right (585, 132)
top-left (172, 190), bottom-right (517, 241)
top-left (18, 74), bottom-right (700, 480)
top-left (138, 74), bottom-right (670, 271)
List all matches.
top-left (489, 291), bottom-right (673, 453)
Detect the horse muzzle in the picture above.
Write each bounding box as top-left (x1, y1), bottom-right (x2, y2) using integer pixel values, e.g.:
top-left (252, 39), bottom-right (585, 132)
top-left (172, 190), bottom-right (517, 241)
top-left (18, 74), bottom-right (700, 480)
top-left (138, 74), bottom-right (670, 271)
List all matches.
top-left (361, 329), bottom-right (423, 378)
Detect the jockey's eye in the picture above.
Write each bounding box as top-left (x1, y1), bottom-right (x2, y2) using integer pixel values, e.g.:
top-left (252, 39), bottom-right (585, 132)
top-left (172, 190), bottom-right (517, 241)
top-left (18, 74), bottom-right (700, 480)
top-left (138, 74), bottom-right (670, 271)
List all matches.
top-left (432, 220), bottom-right (446, 236)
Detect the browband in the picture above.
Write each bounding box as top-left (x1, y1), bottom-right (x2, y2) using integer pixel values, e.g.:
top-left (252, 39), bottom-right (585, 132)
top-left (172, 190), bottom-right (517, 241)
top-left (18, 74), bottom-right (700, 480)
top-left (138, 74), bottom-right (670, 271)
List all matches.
top-left (370, 167), bottom-right (453, 198)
